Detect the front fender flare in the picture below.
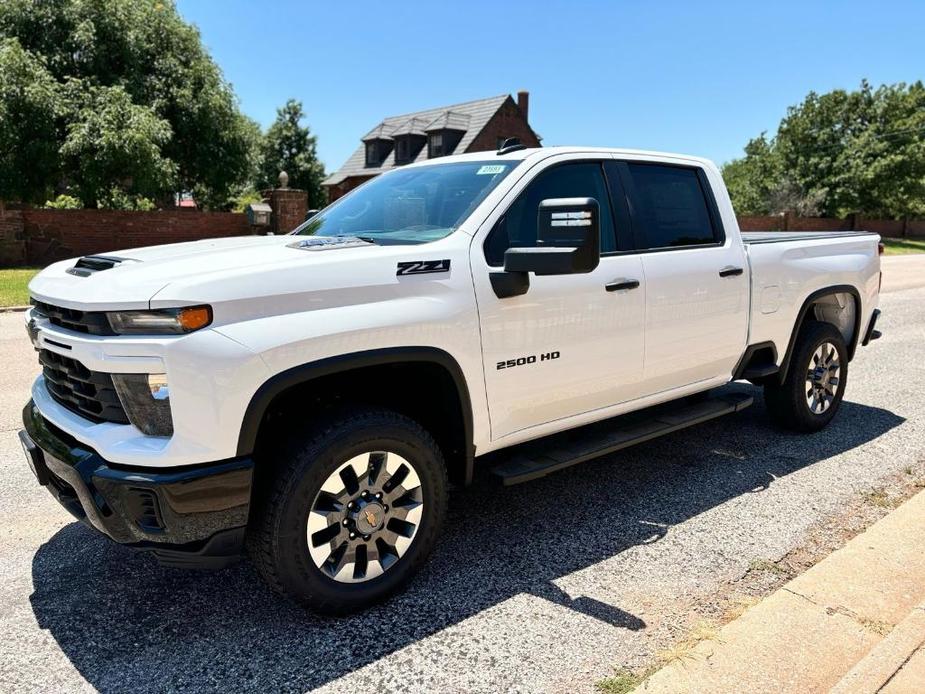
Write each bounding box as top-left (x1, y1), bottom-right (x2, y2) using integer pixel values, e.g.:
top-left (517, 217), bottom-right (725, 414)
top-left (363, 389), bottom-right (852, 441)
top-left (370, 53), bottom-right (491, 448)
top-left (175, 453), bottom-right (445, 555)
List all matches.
top-left (236, 346), bottom-right (475, 483)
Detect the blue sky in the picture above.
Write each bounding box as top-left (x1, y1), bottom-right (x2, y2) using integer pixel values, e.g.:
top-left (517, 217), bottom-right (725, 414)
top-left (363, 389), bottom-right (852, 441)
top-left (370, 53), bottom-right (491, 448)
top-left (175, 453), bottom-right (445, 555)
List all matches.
top-left (177, 0), bottom-right (924, 173)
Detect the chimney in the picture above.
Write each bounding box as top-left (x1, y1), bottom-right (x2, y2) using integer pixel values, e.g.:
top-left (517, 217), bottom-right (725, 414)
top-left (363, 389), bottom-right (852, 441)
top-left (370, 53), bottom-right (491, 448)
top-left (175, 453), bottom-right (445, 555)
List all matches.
top-left (517, 90), bottom-right (529, 122)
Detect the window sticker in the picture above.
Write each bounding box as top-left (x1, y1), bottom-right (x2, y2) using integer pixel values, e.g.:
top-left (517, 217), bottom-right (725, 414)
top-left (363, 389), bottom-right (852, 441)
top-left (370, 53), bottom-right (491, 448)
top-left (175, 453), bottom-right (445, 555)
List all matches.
top-left (477, 165), bottom-right (506, 175)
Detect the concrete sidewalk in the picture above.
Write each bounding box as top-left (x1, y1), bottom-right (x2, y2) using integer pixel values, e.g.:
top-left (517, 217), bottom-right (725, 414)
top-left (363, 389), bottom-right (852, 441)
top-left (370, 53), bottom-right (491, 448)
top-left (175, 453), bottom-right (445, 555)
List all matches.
top-left (637, 489), bottom-right (925, 693)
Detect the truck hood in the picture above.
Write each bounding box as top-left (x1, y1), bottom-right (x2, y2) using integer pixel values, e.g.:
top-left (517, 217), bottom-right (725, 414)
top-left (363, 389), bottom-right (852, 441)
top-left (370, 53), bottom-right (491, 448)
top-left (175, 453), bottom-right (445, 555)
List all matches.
top-left (28, 235), bottom-right (400, 311)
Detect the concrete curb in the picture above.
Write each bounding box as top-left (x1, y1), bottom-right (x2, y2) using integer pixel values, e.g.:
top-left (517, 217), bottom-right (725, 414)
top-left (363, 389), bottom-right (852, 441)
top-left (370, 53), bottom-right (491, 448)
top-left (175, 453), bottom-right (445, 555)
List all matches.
top-left (830, 605), bottom-right (925, 693)
top-left (636, 489), bottom-right (925, 693)
top-left (0, 305), bottom-right (29, 313)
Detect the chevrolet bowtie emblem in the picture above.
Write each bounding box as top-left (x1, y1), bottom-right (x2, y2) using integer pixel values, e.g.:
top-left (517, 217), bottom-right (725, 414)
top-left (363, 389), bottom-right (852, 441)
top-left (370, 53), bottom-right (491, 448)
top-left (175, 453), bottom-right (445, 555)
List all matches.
top-left (364, 509), bottom-right (377, 526)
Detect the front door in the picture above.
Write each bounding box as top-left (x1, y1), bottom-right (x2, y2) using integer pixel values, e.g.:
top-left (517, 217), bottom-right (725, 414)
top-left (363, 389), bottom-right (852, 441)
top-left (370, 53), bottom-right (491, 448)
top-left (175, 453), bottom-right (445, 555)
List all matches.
top-left (471, 157), bottom-right (647, 441)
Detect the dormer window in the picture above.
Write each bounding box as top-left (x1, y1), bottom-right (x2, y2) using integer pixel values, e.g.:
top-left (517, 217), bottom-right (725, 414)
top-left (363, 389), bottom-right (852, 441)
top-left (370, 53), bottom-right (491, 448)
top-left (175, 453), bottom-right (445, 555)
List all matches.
top-left (427, 129), bottom-right (464, 159)
top-left (429, 132), bottom-right (444, 158)
top-left (396, 138), bottom-right (409, 162)
top-left (365, 142), bottom-right (379, 166)
top-left (424, 111), bottom-right (468, 159)
top-left (392, 134), bottom-right (426, 165)
top-left (364, 138), bottom-right (392, 167)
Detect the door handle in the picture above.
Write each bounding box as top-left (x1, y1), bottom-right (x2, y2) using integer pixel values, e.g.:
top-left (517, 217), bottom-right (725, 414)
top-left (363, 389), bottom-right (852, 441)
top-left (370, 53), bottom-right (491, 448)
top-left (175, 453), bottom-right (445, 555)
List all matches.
top-left (719, 266), bottom-right (744, 278)
top-left (605, 278), bottom-right (640, 292)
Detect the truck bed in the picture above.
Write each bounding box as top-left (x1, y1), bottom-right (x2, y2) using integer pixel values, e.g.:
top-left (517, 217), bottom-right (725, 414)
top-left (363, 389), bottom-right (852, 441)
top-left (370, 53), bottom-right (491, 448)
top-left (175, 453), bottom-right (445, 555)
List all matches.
top-left (743, 229), bottom-right (881, 368)
top-left (741, 231), bottom-right (877, 244)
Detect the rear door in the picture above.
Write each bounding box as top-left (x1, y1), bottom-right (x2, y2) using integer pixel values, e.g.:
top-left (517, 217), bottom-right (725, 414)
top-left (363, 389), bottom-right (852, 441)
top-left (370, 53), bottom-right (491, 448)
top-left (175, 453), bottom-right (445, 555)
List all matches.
top-left (471, 156), bottom-right (646, 440)
top-left (613, 160), bottom-right (748, 393)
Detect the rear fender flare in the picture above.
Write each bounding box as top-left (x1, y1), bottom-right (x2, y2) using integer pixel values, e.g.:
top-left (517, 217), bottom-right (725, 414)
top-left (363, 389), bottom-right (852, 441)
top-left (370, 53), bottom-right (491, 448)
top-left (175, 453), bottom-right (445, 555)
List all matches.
top-left (777, 285), bottom-right (862, 383)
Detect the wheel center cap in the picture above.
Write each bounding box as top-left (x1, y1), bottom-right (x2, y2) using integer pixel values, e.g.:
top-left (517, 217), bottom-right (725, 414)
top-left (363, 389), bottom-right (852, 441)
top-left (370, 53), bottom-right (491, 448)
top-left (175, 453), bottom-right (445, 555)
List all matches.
top-left (353, 501), bottom-right (385, 534)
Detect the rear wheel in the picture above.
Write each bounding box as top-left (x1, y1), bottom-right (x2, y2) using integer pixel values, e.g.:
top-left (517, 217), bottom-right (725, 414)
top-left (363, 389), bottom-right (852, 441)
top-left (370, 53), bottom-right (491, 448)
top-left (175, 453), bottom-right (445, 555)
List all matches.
top-left (248, 408), bottom-right (447, 614)
top-left (764, 321), bottom-right (847, 432)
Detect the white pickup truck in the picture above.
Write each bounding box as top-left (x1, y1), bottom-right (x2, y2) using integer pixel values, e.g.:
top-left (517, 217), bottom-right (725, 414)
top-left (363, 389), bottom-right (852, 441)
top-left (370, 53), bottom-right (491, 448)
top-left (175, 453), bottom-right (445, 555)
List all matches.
top-left (19, 145), bottom-right (882, 613)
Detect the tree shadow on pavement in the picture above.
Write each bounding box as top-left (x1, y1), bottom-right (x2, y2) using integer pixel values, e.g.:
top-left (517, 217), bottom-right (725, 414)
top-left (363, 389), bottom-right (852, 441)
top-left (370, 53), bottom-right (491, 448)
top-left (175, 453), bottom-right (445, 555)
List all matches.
top-left (29, 386), bottom-right (904, 692)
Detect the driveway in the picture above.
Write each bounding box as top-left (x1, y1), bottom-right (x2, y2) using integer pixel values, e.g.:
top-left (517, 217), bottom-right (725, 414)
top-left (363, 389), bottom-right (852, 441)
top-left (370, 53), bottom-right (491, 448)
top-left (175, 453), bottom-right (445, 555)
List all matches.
top-left (1, 258), bottom-right (924, 693)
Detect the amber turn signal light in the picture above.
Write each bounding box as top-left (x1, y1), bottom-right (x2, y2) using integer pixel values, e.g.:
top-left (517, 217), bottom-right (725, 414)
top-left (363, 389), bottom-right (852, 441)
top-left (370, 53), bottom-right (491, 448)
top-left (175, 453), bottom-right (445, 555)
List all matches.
top-left (177, 306), bottom-right (213, 331)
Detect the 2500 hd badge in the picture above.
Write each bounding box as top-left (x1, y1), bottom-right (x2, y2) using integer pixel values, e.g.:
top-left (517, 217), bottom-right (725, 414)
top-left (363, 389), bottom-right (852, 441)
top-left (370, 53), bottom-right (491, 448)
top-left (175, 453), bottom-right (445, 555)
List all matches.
top-left (497, 351), bottom-right (561, 370)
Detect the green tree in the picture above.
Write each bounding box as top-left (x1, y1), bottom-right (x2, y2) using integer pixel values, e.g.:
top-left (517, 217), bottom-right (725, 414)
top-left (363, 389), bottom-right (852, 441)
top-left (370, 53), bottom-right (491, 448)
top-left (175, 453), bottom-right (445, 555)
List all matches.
top-left (723, 80), bottom-right (925, 219)
top-left (721, 134), bottom-right (782, 215)
top-left (0, 38), bottom-right (61, 204)
top-left (60, 84), bottom-right (175, 208)
top-left (258, 99), bottom-right (326, 209)
top-left (0, 0), bottom-right (259, 208)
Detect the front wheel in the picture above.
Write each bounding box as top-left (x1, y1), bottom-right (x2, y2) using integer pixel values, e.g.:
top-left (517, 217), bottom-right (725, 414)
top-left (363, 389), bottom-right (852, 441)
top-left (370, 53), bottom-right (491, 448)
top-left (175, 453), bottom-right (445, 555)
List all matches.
top-left (764, 320), bottom-right (848, 432)
top-left (248, 408), bottom-right (447, 614)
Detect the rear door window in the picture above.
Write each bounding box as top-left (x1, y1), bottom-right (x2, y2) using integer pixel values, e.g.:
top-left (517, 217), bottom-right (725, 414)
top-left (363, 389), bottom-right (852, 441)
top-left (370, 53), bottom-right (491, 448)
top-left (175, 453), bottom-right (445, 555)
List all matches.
top-left (622, 163), bottom-right (721, 249)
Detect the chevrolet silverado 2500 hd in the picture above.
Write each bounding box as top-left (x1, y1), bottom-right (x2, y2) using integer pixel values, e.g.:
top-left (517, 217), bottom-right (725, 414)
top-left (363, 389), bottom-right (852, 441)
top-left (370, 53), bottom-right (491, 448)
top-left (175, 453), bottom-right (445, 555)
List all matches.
top-left (19, 145), bottom-right (882, 613)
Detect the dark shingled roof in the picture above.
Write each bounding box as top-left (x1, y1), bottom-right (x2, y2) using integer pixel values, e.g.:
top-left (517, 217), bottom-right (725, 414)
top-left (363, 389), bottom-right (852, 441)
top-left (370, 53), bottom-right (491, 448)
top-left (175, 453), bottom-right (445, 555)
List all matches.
top-left (324, 94), bottom-right (510, 186)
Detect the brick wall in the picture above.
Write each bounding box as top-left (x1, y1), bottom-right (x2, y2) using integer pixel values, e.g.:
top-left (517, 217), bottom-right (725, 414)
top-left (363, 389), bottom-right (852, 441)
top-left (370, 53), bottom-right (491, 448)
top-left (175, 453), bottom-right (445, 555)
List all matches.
top-left (0, 209), bottom-right (26, 266)
top-left (737, 213), bottom-right (925, 237)
top-left (12, 209), bottom-right (253, 267)
top-left (466, 98), bottom-right (541, 152)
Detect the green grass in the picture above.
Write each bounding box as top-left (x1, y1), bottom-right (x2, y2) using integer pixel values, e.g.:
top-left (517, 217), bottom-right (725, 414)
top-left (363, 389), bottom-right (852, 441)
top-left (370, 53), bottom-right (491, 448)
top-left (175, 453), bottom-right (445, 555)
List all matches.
top-left (596, 669), bottom-right (646, 694)
top-left (0, 267), bottom-right (39, 308)
top-left (881, 238), bottom-right (925, 255)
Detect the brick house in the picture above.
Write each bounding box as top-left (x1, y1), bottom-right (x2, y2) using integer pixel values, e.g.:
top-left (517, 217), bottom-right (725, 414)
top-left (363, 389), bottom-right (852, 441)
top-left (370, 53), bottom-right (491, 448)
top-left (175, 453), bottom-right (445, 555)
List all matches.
top-left (322, 91), bottom-right (540, 203)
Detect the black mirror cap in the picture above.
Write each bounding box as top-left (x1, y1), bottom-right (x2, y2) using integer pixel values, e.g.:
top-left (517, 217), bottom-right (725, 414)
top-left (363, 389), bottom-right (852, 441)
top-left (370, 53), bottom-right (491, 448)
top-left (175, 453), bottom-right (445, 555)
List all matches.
top-left (503, 246), bottom-right (594, 275)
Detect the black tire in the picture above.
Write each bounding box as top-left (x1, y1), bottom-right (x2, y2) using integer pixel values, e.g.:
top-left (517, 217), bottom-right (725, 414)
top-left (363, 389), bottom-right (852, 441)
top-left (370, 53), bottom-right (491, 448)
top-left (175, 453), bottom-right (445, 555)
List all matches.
top-left (764, 320), bottom-right (848, 432)
top-left (247, 408), bottom-right (447, 615)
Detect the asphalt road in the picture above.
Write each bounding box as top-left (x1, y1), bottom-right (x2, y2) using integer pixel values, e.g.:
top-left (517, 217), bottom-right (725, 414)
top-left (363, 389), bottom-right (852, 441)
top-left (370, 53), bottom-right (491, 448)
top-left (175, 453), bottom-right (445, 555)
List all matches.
top-left (1, 259), bottom-right (924, 693)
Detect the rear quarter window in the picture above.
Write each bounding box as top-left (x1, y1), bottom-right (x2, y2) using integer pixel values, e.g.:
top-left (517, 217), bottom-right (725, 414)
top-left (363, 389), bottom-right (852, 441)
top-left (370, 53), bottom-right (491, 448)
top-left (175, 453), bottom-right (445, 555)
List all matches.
top-left (625, 164), bottom-right (720, 249)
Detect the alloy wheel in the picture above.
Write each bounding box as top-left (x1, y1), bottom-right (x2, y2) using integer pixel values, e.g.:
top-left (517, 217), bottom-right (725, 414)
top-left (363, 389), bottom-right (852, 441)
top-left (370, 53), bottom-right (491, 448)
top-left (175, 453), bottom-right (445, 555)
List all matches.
top-left (306, 451), bottom-right (424, 583)
top-left (805, 341), bottom-right (841, 414)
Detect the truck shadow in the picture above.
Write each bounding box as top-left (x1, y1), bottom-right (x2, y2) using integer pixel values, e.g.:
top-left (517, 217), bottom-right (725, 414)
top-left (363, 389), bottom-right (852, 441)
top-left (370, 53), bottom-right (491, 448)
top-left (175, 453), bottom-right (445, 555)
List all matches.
top-left (29, 386), bottom-right (904, 692)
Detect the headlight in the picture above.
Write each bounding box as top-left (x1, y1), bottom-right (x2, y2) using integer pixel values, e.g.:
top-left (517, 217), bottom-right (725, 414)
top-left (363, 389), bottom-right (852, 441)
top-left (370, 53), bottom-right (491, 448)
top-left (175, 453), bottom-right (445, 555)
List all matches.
top-left (107, 305), bottom-right (212, 335)
top-left (111, 373), bottom-right (173, 436)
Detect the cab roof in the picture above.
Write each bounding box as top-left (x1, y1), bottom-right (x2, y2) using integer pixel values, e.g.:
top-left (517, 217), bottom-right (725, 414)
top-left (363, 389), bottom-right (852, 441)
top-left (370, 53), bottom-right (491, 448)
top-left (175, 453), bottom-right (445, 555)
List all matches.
top-left (401, 145), bottom-right (717, 171)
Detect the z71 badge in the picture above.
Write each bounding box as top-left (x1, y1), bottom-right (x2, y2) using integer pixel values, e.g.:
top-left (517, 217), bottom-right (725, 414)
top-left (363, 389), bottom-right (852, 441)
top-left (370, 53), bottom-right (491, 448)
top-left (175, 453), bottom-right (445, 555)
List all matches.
top-left (397, 259), bottom-right (451, 276)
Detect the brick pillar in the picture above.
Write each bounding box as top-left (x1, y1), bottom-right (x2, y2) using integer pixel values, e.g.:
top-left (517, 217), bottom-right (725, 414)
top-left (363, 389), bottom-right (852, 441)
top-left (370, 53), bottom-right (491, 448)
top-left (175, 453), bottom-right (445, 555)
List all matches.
top-left (263, 187), bottom-right (308, 234)
top-left (0, 208), bottom-right (26, 266)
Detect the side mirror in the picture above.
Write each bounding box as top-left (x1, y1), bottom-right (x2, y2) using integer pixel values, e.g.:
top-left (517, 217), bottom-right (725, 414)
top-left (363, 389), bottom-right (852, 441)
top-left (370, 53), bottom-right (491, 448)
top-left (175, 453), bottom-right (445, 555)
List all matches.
top-left (503, 197), bottom-right (601, 275)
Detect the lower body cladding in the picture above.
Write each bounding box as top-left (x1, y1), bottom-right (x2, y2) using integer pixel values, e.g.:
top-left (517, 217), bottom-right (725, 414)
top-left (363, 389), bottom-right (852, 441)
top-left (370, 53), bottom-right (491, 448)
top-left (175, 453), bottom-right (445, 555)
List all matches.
top-left (20, 400), bottom-right (253, 569)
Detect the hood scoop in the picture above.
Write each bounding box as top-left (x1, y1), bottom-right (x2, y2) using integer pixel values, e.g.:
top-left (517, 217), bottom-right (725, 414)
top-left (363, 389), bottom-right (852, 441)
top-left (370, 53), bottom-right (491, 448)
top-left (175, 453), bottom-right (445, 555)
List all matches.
top-left (287, 236), bottom-right (373, 252)
top-left (66, 255), bottom-right (137, 277)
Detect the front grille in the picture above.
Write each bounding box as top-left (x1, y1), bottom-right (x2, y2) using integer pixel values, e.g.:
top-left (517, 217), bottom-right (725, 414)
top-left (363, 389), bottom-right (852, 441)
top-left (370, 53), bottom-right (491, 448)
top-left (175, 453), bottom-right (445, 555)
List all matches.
top-left (31, 299), bottom-right (115, 336)
top-left (39, 349), bottom-right (129, 424)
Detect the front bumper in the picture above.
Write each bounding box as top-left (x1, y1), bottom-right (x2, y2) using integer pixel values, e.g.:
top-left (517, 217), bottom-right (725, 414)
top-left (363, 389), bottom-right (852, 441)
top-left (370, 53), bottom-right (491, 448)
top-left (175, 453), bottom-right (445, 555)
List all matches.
top-left (20, 399), bottom-right (254, 569)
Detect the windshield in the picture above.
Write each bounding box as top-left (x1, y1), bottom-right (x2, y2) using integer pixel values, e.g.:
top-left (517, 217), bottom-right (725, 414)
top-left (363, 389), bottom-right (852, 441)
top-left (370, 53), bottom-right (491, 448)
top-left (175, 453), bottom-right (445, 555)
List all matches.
top-left (293, 160), bottom-right (519, 244)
